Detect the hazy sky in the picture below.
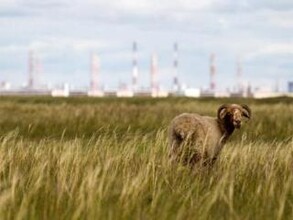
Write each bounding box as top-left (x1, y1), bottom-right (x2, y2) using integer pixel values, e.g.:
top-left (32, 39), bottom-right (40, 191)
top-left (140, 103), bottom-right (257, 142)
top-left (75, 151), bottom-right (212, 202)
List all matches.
top-left (0, 0), bottom-right (292, 91)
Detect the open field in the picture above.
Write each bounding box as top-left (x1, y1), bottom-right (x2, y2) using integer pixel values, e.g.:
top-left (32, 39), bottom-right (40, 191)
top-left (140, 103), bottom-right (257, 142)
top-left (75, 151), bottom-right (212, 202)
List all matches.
top-left (0, 96), bottom-right (292, 219)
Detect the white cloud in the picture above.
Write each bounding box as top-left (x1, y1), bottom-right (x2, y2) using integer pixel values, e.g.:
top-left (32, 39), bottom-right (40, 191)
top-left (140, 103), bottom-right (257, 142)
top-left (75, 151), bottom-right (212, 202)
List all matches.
top-left (0, 44), bottom-right (27, 53)
top-left (0, 0), bottom-right (18, 6)
top-left (266, 10), bottom-right (293, 28)
top-left (86, 0), bottom-right (215, 12)
top-left (28, 37), bottom-right (109, 52)
top-left (246, 43), bottom-right (293, 60)
top-left (261, 43), bottom-right (293, 55)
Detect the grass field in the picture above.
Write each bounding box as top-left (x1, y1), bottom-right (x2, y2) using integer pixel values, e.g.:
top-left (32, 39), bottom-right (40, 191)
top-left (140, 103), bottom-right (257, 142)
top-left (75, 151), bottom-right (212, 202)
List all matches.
top-left (0, 96), bottom-right (292, 219)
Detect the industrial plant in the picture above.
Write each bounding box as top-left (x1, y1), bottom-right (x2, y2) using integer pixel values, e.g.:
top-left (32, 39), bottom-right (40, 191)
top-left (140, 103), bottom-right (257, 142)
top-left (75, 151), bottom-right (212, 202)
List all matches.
top-left (0, 42), bottom-right (292, 98)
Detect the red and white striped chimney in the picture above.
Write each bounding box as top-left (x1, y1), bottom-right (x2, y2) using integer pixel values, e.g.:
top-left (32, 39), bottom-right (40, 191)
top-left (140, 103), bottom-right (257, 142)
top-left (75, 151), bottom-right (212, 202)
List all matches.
top-left (28, 50), bottom-right (34, 89)
top-left (210, 53), bottom-right (216, 91)
top-left (132, 41), bottom-right (138, 92)
top-left (236, 57), bottom-right (242, 93)
top-left (151, 53), bottom-right (158, 95)
top-left (173, 42), bottom-right (179, 92)
top-left (90, 53), bottom-right (100, 91)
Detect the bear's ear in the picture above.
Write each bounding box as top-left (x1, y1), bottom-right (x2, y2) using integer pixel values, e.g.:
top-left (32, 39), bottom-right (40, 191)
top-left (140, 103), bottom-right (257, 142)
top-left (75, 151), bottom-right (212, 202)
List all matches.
top-left (217, 104), bottom-right (229, 120)
top-left (241, 104), bottom-right (251, 119)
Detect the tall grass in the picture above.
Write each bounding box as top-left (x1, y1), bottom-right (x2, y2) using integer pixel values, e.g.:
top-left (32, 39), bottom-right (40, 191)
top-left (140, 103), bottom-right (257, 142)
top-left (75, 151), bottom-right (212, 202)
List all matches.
top-left (0, 97), bottom-right (292, 141)
top-left (0, 96), bottom-right (292, 219)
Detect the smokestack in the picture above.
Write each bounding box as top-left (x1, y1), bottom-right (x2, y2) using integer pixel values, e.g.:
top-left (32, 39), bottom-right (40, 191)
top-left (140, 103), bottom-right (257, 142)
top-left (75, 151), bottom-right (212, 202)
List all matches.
top-left (28, 50), bottom-right (34, 89)
top-left (236, 57), bottom-right (242, 93)
top-left (132, 41), bottom-right (138, 92)
top-left (90, 53), bottom-right (100, 91)
top-left (173, 42), bottom-right (179, 92)
top-left (151, 53), bottom-right (158, 95)
top-left (35, 55), bottom-right (42, 88)
top-left (210, 53), bottom-right (216, 91)
top-left (28, 50), bottom-right (42, 89)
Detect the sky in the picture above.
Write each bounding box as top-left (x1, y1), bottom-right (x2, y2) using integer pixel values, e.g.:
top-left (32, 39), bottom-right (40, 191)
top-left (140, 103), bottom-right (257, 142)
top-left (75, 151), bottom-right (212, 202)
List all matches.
top-left (0, 0), bottom-right (292, 91)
